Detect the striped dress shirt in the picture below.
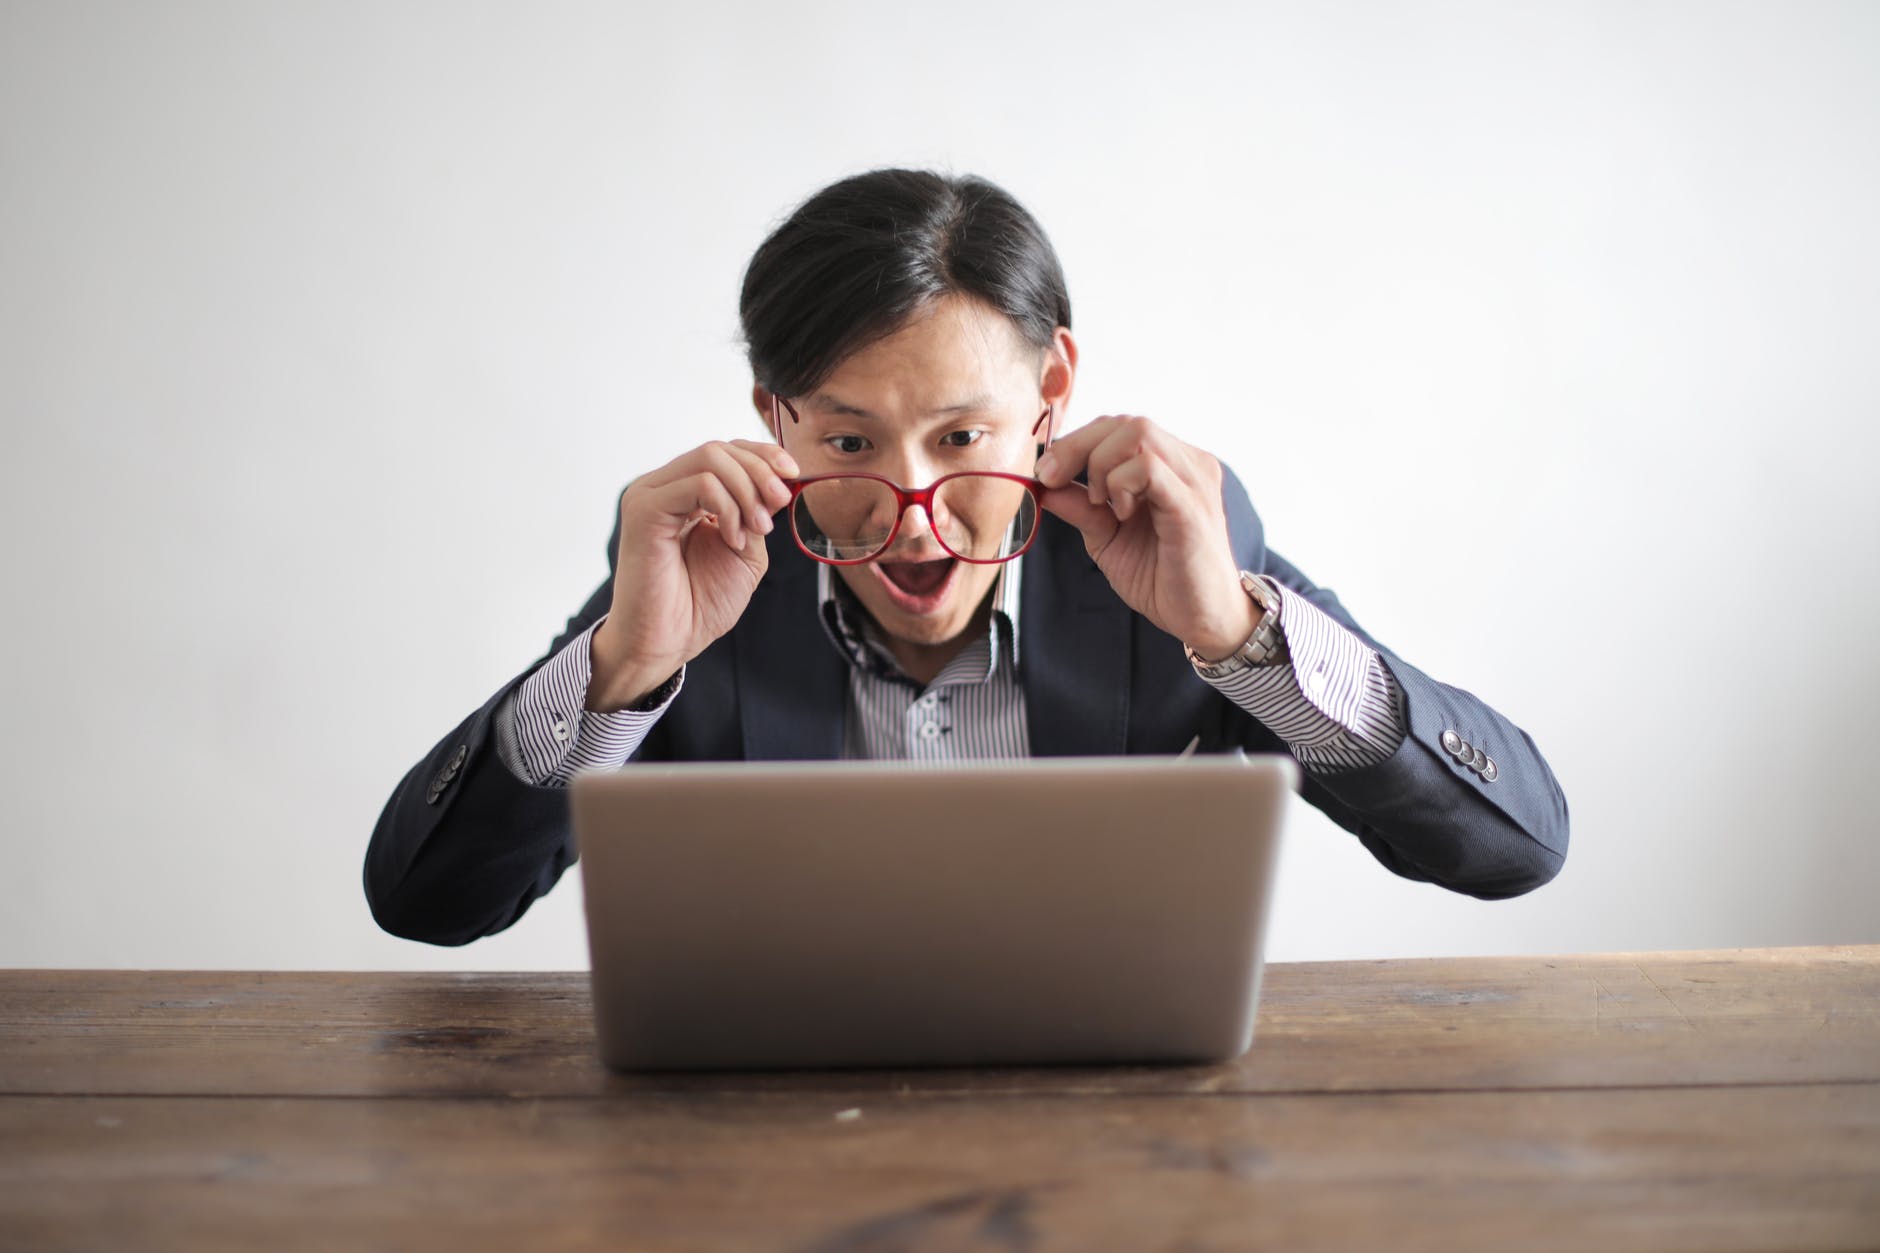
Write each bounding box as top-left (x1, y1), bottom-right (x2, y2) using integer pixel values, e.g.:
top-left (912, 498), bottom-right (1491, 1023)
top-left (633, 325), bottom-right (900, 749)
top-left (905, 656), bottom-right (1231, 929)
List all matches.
top-left (494, 559), bottom-right (1406, 782)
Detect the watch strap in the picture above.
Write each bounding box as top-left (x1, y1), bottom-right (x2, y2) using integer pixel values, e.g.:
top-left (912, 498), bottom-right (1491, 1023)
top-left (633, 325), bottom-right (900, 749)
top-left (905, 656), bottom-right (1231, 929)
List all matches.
top-left (1185, 572), bottom-right (1289, 678)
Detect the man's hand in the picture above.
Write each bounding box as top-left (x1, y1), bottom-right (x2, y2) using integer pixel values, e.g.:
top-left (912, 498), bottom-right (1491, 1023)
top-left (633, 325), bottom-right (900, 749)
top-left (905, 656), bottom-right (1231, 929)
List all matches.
top-left (587, 439), bottom-right (798, 710)
top-left (1035, 416), bottom-right (1258, 660)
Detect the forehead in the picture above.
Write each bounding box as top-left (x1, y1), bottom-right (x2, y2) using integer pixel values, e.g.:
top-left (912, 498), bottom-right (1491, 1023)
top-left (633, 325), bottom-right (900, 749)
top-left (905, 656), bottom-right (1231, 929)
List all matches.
top-left (803, 296), bottom-right (1036, 419)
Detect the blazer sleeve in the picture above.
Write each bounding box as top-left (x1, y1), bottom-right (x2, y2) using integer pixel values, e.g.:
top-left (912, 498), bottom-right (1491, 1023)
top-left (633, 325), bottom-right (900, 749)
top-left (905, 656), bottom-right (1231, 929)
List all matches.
top-left (363, 505), bottom-right (626, 946)
top-left (1220, 468), bottom-right (1570, 899)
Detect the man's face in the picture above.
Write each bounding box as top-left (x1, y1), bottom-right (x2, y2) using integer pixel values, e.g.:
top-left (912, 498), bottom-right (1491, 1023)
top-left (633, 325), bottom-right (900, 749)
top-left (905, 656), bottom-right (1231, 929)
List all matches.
top-left (773, 295), bottom-right (1050, 653)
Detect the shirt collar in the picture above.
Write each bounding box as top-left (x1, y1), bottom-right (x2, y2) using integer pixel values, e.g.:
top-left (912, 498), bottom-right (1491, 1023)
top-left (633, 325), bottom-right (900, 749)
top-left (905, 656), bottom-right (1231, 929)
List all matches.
top-left (816, 558), bottom-right (1024, 683)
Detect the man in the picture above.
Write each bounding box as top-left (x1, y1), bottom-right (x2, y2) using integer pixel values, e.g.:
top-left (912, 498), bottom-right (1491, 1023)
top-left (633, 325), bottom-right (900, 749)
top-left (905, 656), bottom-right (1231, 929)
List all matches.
top-left (366, 168), bottom-right (1568, 947)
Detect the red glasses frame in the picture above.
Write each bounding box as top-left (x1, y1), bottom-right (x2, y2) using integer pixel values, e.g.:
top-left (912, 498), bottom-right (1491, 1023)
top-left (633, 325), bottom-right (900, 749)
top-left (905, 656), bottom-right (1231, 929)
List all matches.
top-left (768, 395), bottom-right (1058, 566)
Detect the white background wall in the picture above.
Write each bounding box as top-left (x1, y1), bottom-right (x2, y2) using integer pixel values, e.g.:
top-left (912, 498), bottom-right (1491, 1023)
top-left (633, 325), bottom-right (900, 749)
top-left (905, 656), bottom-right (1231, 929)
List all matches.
top-left (3, 1), bottom-right (1875, 971)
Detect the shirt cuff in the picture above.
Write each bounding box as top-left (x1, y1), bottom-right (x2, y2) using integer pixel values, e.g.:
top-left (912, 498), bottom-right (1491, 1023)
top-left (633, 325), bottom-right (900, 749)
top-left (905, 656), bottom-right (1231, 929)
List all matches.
top-left (492, 618), bottom-right (683, 787)
top-left (1198, 583), bottom-right (1407, 773)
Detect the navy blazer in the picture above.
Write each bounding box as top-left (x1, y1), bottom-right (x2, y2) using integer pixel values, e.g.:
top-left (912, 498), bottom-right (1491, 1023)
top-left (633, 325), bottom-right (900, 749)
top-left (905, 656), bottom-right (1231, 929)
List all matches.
top-left (366, 469), bottom-right (1568, 946)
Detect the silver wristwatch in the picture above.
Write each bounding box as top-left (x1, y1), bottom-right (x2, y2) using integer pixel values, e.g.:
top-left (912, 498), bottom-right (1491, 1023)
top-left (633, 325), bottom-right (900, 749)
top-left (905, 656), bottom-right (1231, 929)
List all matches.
top-left (1184, 572), bottom-right (1288, 677)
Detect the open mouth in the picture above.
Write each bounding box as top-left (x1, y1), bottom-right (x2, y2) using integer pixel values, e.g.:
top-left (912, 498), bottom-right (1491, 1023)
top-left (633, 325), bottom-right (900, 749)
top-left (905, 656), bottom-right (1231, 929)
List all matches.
top-left (871, 556), bottom-right (958, 614)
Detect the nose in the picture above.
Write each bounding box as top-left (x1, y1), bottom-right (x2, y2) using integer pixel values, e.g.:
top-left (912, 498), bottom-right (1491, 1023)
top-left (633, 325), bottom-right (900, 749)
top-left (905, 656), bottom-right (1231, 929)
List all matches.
top-left (889, 497), bottom-right (942, 553)
top-left (871, 450), bottom-right (943, 550)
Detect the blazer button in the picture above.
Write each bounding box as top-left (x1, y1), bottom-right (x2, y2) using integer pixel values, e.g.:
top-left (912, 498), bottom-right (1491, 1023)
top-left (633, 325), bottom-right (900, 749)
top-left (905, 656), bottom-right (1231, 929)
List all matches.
top-left (1441, 730), bottom-right (1463, 755)
top-left (427, 745), bottom-right (468, 804)
top-left (1481, 758), bottom-right (1499, 782)
top-left (1470, 747), bottom-right (1488, 770)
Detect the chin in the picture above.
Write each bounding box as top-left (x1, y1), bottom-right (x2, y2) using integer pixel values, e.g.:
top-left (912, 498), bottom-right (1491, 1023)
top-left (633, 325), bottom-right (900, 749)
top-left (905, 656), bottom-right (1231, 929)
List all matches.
top-left (879, 607), bottom-right (973, 646)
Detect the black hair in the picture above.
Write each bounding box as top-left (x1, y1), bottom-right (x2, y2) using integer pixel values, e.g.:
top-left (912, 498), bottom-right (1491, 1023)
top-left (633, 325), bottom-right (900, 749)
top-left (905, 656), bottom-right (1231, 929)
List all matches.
top-left (739, 169), bottom-right (1071, 399)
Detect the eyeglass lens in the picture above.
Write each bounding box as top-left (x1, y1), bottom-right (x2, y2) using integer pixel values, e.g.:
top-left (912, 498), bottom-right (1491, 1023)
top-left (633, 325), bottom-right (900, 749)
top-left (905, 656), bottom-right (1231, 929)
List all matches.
top-left (792, 475), bottom-right (1039, 563)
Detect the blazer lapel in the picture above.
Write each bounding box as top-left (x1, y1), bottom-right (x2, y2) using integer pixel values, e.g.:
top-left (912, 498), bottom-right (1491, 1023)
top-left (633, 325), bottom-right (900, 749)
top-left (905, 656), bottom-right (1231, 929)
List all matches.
top-left (1020, 515), bottom-right (1133, 757)
top-left (735, 532), bottom-right (847, 761)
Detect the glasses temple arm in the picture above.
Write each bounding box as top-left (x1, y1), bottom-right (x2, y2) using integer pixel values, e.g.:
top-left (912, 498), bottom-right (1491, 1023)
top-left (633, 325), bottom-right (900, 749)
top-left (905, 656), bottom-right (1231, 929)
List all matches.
top-left (1032, 403), bottom-right (1056, 448)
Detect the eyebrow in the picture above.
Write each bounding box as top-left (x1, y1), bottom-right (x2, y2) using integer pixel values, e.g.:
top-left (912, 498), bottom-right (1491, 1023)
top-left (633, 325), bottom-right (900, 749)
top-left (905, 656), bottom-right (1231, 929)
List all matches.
top-left (811, 393), bottom-right (996, 420)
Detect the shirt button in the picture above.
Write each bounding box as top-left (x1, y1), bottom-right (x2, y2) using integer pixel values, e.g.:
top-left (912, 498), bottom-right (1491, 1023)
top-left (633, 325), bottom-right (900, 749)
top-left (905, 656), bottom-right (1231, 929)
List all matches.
top-left (919, 722), bottom-right (942, 740)
top-left (552, 719), bottom-right (571, 743)
top-left (919, 693), bottom-right (939, 709)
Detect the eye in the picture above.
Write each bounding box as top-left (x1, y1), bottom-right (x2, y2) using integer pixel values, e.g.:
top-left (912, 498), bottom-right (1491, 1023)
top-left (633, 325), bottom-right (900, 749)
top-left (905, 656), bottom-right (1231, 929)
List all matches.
top-left (940, 429), bottom-right (985, 449)
top-left (825, 433), bottom-right (871, 455)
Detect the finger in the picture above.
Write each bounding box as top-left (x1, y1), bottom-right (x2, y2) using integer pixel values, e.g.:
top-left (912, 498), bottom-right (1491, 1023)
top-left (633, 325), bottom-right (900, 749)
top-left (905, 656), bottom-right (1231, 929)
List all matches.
top-left (696, 443), bottom-right (777, 536)
top-left (1081, 417), bottom-right (1155, 508)
top-left (717, 441), bottom-right (796, 517)
top-left (1103, 450), bottom-right (1158, 521)
top-left (645, 471), bottom-right (746, 549)
top-left (726, 438), bottom-right (799, 484)
top-left (1033, 414), bottom-right (1126, 488)
top-left (639, 439), bottom-right (792, 498)
top-left (1038, 484), bottom-right (1120, 553)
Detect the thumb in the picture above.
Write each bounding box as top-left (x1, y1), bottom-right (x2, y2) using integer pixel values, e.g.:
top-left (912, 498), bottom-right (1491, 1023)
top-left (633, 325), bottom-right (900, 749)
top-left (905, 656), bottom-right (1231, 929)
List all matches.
top-left (1039, 485), bottom-right (1120, 550)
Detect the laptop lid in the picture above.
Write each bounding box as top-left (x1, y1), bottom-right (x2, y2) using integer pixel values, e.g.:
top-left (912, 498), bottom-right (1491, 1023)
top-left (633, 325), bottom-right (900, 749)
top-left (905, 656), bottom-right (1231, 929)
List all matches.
top-left (572, 754), bottom-right (1297, 1071)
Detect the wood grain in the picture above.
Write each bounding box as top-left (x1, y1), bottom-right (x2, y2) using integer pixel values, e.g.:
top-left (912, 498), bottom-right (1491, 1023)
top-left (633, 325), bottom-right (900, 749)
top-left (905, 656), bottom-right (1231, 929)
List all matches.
top-left (3, 1085), bottom-right (1875, 1253)
top-left (3, 947), bottom-right (1875, 1098)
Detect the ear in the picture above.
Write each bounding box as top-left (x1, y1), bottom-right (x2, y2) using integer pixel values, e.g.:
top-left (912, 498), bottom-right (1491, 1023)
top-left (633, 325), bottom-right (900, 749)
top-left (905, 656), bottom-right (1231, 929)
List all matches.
top-left (751, 383), bottom-right (780, 438)
top-left (1036, 327), bottom-right (1078, 445)
top-left (1040, 326), bottom-right (1077, 416)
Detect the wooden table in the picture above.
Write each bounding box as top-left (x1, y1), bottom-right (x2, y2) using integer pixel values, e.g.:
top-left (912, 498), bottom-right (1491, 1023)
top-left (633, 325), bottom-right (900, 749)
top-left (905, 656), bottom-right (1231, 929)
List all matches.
top-left (2, 947), bottom-right (1876, 1251)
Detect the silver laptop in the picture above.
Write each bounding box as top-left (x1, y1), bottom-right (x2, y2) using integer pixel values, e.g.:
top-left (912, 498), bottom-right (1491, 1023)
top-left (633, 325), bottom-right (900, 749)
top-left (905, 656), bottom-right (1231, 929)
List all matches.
top-left (571, 754), bottom-right (1297, 1071)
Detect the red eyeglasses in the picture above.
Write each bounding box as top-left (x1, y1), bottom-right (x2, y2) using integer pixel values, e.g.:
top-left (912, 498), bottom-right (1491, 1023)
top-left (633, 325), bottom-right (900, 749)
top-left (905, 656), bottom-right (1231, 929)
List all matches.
top-left (769, 396), bottom-right (1056, 565)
